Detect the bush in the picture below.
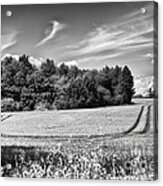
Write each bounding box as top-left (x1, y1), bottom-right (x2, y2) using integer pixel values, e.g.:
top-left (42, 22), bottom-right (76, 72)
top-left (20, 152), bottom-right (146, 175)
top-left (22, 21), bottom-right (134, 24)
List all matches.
top-left (34, 101), bottom-right (51, 111)
top-left (113, 95), bottom-right (124, 105)
top-left (23, 106), bottom-right (31, 111)
top-left (53, 99), bottom-right (69, 110)
top-left (1, 98), bottom-right (20, 112)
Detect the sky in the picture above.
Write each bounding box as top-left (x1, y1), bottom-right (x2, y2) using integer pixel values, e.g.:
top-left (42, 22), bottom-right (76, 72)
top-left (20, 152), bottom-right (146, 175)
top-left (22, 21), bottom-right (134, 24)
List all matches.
top-left (1, 2), bottom-right (156, 77)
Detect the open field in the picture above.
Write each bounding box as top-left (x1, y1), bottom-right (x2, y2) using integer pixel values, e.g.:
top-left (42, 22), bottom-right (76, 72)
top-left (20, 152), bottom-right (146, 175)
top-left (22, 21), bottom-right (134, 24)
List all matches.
top-left (1, 98), bottom-right (158, 180)
top-left (1, 99), bottom-right (156, 150)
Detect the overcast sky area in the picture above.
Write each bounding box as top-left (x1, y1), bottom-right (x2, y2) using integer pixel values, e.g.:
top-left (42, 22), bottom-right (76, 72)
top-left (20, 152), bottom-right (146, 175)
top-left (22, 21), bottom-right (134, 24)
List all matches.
top-left (1, 2), bottom-right (155, 77)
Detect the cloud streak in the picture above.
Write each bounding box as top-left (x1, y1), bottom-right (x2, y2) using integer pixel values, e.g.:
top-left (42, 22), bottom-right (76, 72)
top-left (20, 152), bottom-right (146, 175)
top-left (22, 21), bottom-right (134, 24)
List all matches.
top-left (35, 20), bottom-right (65, 47)
top-left (65, 4), bottom-right (154, 66)
top-left (75, 52), bottom-right (123, 67)
top-left (1, 32), bottom-right (18, 52)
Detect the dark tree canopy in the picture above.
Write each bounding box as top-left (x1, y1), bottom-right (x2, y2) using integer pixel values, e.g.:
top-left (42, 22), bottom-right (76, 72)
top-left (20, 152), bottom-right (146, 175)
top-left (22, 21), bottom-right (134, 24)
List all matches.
top-left (1, 55), bottom-right (135, 111)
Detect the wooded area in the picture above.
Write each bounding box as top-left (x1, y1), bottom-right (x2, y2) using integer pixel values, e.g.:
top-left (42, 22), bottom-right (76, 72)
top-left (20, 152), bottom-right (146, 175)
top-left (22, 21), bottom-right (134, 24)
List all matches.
top-left (1, 55), bottom-right (135, 111)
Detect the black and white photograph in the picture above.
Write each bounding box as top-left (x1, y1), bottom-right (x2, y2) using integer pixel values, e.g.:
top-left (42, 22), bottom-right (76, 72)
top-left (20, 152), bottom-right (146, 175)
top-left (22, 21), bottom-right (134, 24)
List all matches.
top-left (1, 1), bottom-right (158, 180)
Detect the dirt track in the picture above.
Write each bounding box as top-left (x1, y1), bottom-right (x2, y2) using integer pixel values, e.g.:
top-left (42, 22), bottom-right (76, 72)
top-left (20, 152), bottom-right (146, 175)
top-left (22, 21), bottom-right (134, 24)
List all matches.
top-left (122, 105), bottom-right (152, 135)
top-left (1, 104), bottom-right (156, 141)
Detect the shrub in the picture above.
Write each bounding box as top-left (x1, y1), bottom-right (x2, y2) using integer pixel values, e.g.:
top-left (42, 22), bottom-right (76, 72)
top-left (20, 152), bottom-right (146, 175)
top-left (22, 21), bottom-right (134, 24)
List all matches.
top-left (23, 106), bottom-right (31, 111)
top-left (53, 99), bottom-right (69, 110)
top-left (34, 102), bottom-right (51, 111)
top-left (1, 98), bottom-right (20, 112)
top-left (113, 95), bottom-right (124, 105)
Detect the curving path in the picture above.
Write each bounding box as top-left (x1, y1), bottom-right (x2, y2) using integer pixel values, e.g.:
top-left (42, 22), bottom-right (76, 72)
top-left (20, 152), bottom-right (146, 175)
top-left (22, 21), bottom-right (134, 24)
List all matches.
top-left (1, 103), bottom-right (157, 142)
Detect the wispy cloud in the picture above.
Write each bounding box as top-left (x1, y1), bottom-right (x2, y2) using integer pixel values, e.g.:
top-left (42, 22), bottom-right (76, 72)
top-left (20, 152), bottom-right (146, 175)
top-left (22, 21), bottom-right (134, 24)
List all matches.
top-left (65, 4), bottom-right (153, 65)
top-left (1, 32), bottom-right (18, 52)
top-left (35, 20), bottom-right (65, 47)
top-left (77, 52), bottom-right (123, 64)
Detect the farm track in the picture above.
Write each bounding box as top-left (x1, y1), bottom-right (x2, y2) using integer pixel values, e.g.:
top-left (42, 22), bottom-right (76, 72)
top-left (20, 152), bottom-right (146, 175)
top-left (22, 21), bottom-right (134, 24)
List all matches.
top-left (135, 105), bottom-right (151, 134)
top-left (123, 105), bottom-right (151, 135)
top-left (1, 105), bottom-right (153, 141)
top-left (122, 106), bottom-right (144, 135)
top-left (1, 114), bottom-right (12, 122)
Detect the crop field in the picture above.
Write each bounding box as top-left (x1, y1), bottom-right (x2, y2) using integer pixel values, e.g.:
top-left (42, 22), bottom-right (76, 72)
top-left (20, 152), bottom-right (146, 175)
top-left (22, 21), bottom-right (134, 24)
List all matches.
top-left (1, 98), bottom-right (158, 180)
top-left (1, 99), bottom-right (156, 148)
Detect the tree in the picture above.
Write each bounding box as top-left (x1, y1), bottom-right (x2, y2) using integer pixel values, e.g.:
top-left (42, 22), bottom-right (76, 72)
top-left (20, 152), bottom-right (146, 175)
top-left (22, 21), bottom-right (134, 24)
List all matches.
top-left (40, 59), bottom-right (56, 77)
top-left (58, 63), bottom-right (69, 76)
top-left (1, 54), bottom-right (135, 111)
top-left (114, 66), bottom-right (135, 104)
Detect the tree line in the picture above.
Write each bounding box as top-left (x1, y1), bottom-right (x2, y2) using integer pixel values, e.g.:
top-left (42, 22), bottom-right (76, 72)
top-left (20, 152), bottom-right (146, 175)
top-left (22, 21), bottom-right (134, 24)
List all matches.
top-left (1, 55), bottom-right (135, 112)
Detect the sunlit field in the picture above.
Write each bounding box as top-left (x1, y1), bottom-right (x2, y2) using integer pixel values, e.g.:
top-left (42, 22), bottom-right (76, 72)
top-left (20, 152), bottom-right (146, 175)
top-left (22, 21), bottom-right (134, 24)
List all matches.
top-left (1, 99), bottom-right (156, 153)
top-left (1, 99), bottom-right (158, 180)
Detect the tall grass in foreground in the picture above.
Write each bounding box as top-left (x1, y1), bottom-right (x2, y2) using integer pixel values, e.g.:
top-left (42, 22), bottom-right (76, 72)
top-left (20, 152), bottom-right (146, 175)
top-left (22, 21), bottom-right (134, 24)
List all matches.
top-left (1, 144), bottom-right (157, 180)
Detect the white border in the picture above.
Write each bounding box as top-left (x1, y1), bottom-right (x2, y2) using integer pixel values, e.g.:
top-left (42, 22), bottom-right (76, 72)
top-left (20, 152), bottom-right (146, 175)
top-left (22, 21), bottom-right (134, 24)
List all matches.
top-left (0, 0), bottom-right (162, 185)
